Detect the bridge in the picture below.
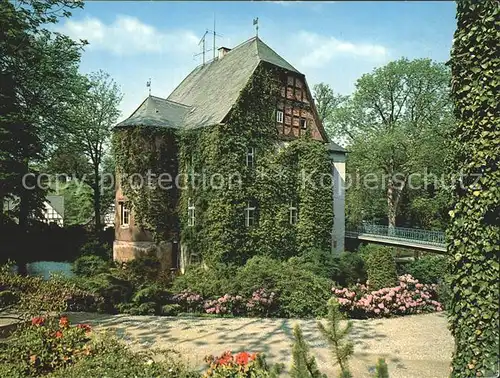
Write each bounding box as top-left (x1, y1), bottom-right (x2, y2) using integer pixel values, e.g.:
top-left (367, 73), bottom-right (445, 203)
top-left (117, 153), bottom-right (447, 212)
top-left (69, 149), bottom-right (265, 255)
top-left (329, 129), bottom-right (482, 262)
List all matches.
top-left (345, 223), bottom-right (446, 253)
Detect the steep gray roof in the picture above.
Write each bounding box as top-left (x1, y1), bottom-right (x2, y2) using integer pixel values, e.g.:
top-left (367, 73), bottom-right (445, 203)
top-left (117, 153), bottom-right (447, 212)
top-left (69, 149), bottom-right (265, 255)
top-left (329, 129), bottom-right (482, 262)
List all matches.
top-left (326, 141), bottom-right (347, 153)
top-left (167, 37), bottom-right (300, 129)
top-left (115, 96), bottom-right (191, 129)
top-left (46, 195), bottom-right (64, 217)
top-left (115, 37), bottom-right (301, 130)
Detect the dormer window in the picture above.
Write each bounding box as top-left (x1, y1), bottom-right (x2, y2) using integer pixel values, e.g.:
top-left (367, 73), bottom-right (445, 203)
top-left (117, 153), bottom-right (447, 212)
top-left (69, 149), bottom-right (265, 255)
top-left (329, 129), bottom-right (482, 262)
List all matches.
top-left (300, 118), bottom-right (307, 130)
top-left (246, 147), bottom-right (255, 167)
top-left (188, 198), bottom-right (195, 226)
top-left (276, 110), bottom-right (284, 123)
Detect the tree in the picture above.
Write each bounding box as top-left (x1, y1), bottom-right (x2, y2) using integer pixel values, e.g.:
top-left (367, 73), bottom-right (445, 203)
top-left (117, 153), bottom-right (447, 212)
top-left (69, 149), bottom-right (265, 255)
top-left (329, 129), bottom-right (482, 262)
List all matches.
top-left (447, 0), bottom-right (499, 376)
top-left (334, 58), bottom-right (453, 229)
top-left (374, 358), bottom-right (389, 378)
top-left (317, 298), bottom-right (354, 377)
top-left (312, 83), bottom-right (347, 140)
top-left (70, 70), bottom-right (122, 231)
top-left (0, 0), bottom-right (85, 228)
top-left (290, 324), bottom-right (326, 378)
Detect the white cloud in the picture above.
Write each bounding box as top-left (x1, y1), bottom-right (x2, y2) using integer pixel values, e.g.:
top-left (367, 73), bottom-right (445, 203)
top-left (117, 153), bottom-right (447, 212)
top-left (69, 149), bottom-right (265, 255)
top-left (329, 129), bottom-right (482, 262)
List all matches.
top-left (296, 31), bottom-right (389, 68)
top-left (57, 15), bottom-right (199, 56)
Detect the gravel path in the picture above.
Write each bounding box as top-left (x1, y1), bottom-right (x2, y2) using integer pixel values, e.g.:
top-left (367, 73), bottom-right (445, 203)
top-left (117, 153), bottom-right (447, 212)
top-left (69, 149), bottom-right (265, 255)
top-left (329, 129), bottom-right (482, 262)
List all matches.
top-left (68, 312), bottom-right (453, 378)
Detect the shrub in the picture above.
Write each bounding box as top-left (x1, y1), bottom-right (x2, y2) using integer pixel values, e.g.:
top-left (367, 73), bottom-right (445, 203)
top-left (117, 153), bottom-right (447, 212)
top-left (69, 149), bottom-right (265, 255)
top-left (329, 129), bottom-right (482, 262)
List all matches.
top-left (47, 334), bottom-right (199, 378)
top-left (171, 290), bottom-right (205, 313)
top-left (172, 264), bottom-right (237, 298)
top-left (332, 274), bottom-right (442, 318)
top-left (71, 273), bottom-right (134, 313)
top-left (290, 324), bottom-right (326, 378)
top-left (73, 255), bottom-right (110, 277)
top-left (0, 264), bottom-right (103, 317)
top-left (362, 246), bottom-right (398, 290)
top-left (335, 252), bottom-right (367, 286)
top-left (203, 351), bottom-right (283, 378)
top-left (276, 264), bottom-right (333, 318)
top-left (375, 358), bottom-right (389, 378)
top-left (234, 256), bottom-right (282, 296)
top-left (161, 303), bottom-right (181, 316)
top-left (78, 239), bottom-right (112, 260)
top-left (204, 294), bottom-right (246, 316)
top-left (0, 316), bottom-right (93, 377)
top-left (245, 289), bottom-right (278, 317)
top-left (289, 248), bottom-right (340, 280)
top-left (406, 255), bottom-right (449, 284)
top-left (318, 298), bottom-right (354, 377)
top-left (121, 251), bottom-right (162, 285)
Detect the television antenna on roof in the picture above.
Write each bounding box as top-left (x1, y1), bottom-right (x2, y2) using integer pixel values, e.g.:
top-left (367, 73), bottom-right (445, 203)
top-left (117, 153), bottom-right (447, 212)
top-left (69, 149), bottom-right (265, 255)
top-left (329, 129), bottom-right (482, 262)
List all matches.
top-left (193, 14), bottom-right (223, 65)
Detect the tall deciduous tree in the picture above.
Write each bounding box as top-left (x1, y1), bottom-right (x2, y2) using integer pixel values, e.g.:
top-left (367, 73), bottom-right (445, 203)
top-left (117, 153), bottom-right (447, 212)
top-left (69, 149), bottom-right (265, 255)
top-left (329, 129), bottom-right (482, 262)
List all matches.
top-left (334, 58), bottom-right (453, 229)
top-left (71, 70), bottom-right (122, 231)
top-left (447, 0), bottom-right (499, 376)
top-left (0, 0), bottom-right (85, 228)
top-left (312, 83), bottom-right (347, 139)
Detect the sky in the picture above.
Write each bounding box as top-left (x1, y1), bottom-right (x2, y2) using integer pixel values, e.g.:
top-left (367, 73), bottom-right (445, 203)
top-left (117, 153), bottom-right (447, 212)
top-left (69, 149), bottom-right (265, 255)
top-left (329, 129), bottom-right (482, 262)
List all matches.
top-left (54, 1), bottom-right (458, 122)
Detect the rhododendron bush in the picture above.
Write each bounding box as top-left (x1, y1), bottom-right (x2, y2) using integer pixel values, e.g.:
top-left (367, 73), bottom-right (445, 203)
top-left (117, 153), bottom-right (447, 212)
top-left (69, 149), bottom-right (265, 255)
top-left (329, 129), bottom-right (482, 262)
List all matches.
top-left (172, 288), bottom-right (278, 317)
top-left (332, 274), bottom-right (443, 318)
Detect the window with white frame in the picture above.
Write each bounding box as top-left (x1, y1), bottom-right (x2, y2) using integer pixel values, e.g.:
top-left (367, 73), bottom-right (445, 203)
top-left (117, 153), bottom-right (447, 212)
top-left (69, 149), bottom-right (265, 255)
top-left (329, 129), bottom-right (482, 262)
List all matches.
top-left (246, 147), bottom-right (255, 167)
top-left (289, 201), bottom-right (298, 225)
top-left (119, 201), bottom-right (130, 227)
top-left (276, 110), bottom-right (284, 123)
top-left (188, 197), bottom-right (195, 226)
top-left (245, 200), bottom-right (257, 227)
top-left (300, 118), bottom-right (307, 129)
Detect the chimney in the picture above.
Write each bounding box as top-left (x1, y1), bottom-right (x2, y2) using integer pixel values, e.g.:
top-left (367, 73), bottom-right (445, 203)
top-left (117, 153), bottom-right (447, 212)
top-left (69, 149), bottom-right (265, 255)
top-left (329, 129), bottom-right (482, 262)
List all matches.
top-left (218, 47), bottom-right (231, 59)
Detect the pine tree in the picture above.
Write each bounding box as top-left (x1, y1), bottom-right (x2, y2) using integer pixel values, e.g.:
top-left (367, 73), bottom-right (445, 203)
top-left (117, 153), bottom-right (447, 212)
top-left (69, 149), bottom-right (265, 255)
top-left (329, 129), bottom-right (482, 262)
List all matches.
top-left (374, 358), bottom-right (389, 378)
top-left (317, 298), bottom-right (354, 377)
top-left (290, 324), bottom-right (326, 378)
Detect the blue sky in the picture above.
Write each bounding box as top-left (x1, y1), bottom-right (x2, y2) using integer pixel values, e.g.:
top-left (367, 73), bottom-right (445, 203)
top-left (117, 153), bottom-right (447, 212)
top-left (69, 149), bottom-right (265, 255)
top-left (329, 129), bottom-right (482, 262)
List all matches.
top-left (56, 1), bottom-right (457, 121)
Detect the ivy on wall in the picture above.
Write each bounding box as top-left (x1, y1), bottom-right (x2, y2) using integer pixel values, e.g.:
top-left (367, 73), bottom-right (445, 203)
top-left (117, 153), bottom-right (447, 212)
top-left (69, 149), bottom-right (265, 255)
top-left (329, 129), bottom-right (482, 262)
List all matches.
top-left (179, 63), bottom-right (334, 266)
top-left (111, 63), bottom-right (334, 265)
top-left (112, 127), bottom-right (178, 242)
top-left (447, 0), bottom-right (499, 376)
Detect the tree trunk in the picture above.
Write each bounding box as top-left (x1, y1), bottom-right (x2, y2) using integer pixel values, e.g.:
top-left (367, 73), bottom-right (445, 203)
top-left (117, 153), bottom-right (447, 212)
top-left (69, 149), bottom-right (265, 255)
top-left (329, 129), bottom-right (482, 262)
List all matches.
top-left (387, 182), bottom-right (397, 234)
top-left (93, 164), bottom-right (101, 232)
top-left (387, 176), bottom-right (406, 235)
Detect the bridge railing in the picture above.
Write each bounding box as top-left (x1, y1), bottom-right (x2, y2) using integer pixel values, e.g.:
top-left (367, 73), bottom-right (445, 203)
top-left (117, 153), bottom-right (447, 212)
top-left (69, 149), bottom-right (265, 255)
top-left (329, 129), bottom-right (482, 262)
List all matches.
top-left (346, 223), bottom-right (445, 246)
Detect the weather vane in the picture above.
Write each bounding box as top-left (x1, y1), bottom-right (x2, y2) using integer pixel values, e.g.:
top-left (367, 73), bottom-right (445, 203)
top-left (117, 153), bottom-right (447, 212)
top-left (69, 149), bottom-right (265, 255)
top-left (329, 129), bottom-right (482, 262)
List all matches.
top-left (253, 17), bottom-right (259, 37)
top-left (146, 78), bottom-right (151, 96)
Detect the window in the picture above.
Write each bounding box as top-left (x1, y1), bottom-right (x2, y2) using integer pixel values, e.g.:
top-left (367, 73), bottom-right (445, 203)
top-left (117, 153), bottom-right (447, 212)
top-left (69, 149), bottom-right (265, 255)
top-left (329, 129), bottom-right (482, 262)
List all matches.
top-left (246, 147), bottom-right (255, 167)
top-left (188, 198), bottom-right (195, 226)
top-left (300, 118), bottom-right (307, 129)
top-left (289, 201), bottom-right (298, 225)
top-left (119, 202), bottom-right (130, 227)
top-left (245, 200), bottom-right (257, 227)
top-left (276, 110), bottom-right (284, 123)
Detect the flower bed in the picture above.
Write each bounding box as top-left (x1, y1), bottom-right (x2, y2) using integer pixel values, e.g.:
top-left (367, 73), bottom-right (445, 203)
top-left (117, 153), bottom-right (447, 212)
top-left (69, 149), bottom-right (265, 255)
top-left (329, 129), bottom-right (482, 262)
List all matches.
top-left (172, 288), bottom-right (277, 317)
top-left (203, 351), bottom-right (283, 377)
top-left (332, 274), bottom-right (443, 318)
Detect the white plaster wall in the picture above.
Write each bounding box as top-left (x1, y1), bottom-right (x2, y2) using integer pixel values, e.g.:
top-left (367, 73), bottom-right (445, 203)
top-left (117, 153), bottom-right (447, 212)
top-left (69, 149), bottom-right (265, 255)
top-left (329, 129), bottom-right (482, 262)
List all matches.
top-left (331, 154), bottom-right (346, 254)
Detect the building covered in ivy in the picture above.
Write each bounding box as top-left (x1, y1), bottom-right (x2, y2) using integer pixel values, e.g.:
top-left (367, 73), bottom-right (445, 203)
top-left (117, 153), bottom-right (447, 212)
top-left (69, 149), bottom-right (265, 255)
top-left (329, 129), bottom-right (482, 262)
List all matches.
top-left (112, 36), bottom-right (346, 272)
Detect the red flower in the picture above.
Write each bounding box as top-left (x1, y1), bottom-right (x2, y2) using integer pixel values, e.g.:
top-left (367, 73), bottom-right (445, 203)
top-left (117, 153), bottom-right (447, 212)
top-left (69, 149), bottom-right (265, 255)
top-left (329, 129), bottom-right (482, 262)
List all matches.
top-left (55, 330), bottom-right (63, 338)
top-left (76, 323), bottom-right (92, 333)
top-left (59, 316), bottom-right (70, 328)
top-left (235, 351), bottom-right (251, 365)
top-left (216, 351), bottom-right (233, 366)
top-left (31, 316), bottom-right (45, 326)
